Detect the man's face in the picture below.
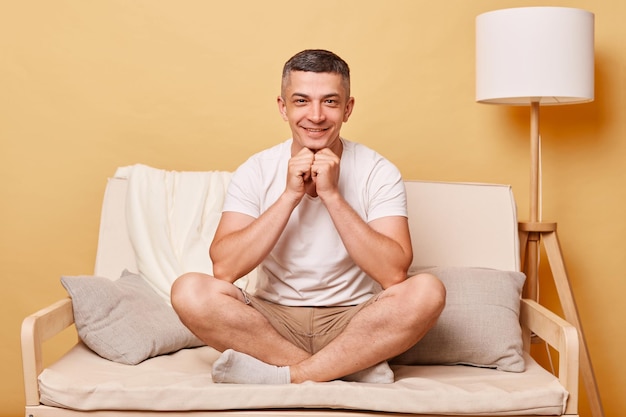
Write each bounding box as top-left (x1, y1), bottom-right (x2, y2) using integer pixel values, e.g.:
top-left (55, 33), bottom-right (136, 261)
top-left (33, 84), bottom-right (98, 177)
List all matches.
top-left (278, 71), bottom-right (354, 155)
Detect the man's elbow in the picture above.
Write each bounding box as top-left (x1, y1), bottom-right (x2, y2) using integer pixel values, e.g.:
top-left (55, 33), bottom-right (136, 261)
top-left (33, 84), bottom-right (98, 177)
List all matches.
top-left (209, 246), bottom-right (229, 280)
top-left (211, 261), bottom-right (237, 283)
top-left (380, 267), bottom-right (410, 289)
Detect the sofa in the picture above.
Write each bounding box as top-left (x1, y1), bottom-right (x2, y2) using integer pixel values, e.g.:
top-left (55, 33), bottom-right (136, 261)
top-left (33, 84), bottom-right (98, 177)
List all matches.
top-left (22, 165), bottom-right (579, 416)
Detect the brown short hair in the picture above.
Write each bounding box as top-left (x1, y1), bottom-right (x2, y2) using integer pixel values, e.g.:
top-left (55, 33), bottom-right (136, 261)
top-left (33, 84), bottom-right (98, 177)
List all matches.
top-left (281, 49), bottom-right (351, 97)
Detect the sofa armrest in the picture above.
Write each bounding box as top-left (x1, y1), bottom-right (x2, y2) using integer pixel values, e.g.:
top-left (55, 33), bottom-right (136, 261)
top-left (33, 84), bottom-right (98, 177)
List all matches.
top-left (21, 298), bottom-right (75, 406)
top-left (520, 298), bottom-right (579, 415)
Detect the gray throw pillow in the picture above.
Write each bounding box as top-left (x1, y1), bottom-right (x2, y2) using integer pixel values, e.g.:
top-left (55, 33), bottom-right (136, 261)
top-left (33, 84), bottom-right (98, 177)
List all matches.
top-left (391, 266), bottom-right (526, 372)
top-left (61, 270), bottom-right (204, 365)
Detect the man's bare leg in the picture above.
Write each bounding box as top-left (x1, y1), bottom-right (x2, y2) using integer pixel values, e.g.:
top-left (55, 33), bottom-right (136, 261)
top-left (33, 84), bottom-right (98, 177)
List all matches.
top-left (172, 272), bottom-right (395, 383)
top-left (172, 272), bottom-right (445, 384)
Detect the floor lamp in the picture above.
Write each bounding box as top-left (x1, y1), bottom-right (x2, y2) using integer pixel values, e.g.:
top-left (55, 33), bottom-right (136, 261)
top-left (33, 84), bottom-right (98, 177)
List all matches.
top-left (476, 7), bottom-right (604, 417)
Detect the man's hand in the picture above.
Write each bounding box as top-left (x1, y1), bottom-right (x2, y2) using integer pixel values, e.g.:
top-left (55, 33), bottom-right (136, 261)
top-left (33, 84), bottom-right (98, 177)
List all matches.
top-left (286, 147), bottom-right (341, 202)
top-left (311, 148), bottom-right (341, 200)
top-left (286, 147), bottom-right (316, 201)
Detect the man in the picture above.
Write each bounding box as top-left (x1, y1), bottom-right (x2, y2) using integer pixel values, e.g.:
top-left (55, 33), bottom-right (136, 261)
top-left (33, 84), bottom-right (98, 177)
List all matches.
top-left (171, 49), bottom-right (445, 384)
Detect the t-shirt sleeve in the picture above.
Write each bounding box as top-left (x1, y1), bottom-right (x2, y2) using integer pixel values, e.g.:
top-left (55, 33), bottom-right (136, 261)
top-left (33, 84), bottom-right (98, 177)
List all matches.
top-left (222, 157), bottom-right (262, 219)
top-left (366, 159), bottom-right (408, 222)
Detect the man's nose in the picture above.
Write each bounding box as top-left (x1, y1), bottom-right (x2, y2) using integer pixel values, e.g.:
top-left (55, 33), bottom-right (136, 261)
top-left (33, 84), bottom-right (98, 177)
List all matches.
top-left (308, 103), bottom-right (325, 123)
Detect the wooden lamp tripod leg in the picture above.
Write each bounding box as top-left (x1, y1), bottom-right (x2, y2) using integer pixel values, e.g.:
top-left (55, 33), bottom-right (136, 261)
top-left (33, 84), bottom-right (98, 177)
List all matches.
top-left (541, 230), bottom-right (605, 417)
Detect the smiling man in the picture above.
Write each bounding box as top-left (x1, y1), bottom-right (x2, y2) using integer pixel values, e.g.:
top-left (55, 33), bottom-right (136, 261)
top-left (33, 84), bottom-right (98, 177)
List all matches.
top-left (171, 49), bottom-right (445, 384)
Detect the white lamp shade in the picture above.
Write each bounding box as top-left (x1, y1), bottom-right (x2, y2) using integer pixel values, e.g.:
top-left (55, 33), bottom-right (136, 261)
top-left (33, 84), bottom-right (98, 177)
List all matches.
top-left (476, 7), bottom-right (594, 105)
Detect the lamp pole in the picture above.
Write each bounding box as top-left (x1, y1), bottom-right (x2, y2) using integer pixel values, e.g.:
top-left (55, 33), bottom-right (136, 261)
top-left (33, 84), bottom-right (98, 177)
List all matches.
top-left (530, 101), bottom-right (540, 225)
top-left (525, 101), bottom-right (541, 301)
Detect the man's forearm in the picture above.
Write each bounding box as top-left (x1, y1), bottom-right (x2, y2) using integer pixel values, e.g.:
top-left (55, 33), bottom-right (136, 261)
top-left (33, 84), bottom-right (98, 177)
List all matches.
top-left (210, 193), bottom-right (300, 282)
top-left (320, 193), bottom-right (412, 289)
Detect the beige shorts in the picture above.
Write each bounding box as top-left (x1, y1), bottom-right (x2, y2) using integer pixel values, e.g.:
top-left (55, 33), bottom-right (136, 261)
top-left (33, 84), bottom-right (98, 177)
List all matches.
top-left (242, 291), bottom-right (378, 354)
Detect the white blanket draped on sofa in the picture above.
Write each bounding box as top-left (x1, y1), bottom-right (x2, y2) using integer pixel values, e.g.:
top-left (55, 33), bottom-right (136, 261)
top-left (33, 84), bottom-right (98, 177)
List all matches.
top-left (114, 164), bottom-right (236, 302)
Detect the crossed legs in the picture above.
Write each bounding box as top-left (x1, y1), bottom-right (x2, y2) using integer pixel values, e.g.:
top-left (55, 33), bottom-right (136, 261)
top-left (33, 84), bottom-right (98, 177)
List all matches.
top-left (171, 272), bottom-right (445, 384)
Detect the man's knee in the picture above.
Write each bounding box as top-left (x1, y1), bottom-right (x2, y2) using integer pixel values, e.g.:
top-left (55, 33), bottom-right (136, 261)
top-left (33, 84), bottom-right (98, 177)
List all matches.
top-left (403, 272), bottom-right (446, 322)
top-left (419, 272), bottom-right (446, 314)
top-left (171, 272), bottom-right (244, 316)
top-left (172, 272), bottom-right (202, 304)
top-left (170, 272), bottom-right (217, 319)
top-left (170, 272), bottom-right (231, 324)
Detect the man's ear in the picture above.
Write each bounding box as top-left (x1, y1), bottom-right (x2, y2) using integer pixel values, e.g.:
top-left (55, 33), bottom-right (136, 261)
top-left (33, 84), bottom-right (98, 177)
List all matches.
top-left (343, 96), bottom-right (355, 122)
top-left (277, 96), bottom-right (288, 121)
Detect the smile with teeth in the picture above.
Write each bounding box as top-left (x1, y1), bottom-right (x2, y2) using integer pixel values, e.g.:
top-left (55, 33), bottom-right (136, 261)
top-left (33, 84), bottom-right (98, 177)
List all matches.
top-left (304, 127), bottom-right (329, 132)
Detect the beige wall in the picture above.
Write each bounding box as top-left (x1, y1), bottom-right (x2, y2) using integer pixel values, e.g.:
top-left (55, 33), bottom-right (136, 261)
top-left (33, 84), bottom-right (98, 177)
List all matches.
top-left (1, 1), bottom-right (624, 416)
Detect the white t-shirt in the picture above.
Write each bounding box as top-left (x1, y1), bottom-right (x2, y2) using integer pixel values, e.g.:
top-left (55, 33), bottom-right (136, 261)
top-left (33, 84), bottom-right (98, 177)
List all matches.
top-left (222, 138), bottom-right (407, 306)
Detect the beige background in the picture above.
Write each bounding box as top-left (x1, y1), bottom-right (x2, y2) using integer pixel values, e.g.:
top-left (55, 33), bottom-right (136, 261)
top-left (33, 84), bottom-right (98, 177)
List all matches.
top-left (1, 1), bottom-right (624, 416)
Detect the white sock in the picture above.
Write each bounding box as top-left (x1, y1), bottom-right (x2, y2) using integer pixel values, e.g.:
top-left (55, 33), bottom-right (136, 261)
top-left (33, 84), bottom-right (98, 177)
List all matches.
top-left (212, 349), bottom-right (291, 384)
top-left (343, 361), bottom-right (394, 384)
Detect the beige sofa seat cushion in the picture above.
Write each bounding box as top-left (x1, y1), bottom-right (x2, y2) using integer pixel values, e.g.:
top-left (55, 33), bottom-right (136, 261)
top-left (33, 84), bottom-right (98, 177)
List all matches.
top-left (39, 343), bottom-right (567, 415)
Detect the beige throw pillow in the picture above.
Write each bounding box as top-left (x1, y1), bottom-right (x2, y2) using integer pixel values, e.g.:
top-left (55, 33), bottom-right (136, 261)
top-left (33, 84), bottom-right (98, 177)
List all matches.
top-left (391, 266), bottom-right (526, 372)
top-left (61, 270), bottom-right (204, 365)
